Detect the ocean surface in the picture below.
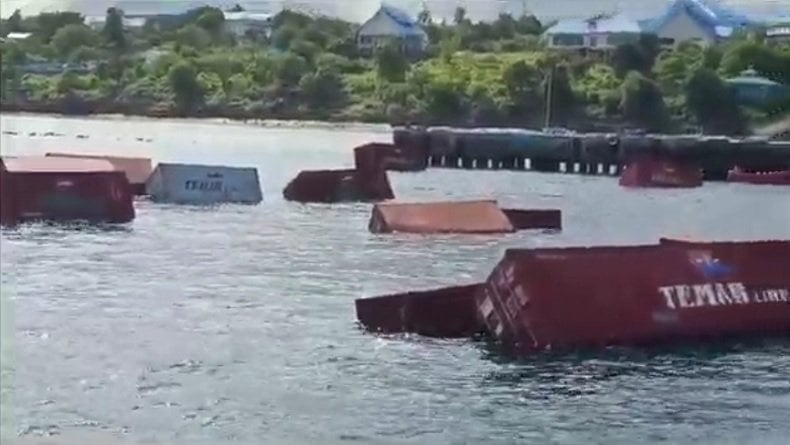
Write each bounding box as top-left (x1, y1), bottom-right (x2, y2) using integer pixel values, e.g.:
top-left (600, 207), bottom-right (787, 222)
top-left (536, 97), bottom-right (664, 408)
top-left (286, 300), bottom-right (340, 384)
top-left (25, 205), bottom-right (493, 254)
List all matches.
top-left (1, 113), bottom-right (790, 445)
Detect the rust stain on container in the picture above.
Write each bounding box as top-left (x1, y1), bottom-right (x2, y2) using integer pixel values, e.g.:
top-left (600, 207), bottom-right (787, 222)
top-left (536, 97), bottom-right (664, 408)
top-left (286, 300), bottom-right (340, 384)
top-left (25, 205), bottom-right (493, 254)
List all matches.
top-left (369, 200), bottom-right (515, 234)
top-left (355, 283), bottom-right (484, 338)
top-left (46, 152), bottom-right (153, 195)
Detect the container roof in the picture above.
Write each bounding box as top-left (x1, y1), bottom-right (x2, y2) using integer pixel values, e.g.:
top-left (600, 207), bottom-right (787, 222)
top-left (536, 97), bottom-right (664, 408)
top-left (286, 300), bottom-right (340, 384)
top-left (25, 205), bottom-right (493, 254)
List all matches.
top-left (2, 156), bottom-right (117, 173)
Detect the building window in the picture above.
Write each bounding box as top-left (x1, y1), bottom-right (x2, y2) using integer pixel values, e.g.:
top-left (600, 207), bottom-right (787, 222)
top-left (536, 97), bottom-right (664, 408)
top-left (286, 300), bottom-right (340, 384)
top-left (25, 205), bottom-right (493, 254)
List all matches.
top-left (589, 36), bottom-right (598, 47)
top-left (359, 36), bottom-right (372, 45)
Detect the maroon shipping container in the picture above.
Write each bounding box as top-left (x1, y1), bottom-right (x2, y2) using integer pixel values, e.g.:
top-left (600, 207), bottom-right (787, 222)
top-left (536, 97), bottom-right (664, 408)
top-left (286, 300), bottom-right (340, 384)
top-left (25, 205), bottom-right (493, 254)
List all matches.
top-left (282, 169), bottom-right (394, 203)
top-left (353, 142), bottom-right (427, 173)
top-left (356, 283), bottom-right (484, 338)
top-left (477, 242), bottom-right (790, 355)
top-left (0, 156), bottom-right (135, 226)
top-left (501, 209), bottom-right (562, 231)
top-left (45, 152), bottom-right (153, 195)
top-left (620, 155), bottom-right (703, 188)
top-left (727, 167), bottom-right (790, 185)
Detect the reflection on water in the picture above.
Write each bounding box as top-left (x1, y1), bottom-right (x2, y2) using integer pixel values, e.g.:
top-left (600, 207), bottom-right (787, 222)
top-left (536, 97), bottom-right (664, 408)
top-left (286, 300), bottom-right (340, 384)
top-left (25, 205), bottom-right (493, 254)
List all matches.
top-left (1, 114), bottom-right (789, 445)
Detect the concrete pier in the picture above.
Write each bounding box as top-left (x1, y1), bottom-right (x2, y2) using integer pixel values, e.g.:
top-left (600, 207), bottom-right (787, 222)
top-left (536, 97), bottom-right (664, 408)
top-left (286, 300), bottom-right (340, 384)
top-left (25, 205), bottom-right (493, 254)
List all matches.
top-left (393, 127), bottom-right (790, 180)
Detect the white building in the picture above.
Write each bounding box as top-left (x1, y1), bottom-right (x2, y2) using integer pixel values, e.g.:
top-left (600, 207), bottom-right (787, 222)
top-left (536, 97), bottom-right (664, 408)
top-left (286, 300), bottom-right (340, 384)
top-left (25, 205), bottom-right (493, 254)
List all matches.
top-left (85, 15), bottom-right (146, 30)
top-left (544, 13), bottom-right (643, 51)
top-left (222, 11), bottom-right (273, 39)
top-left (356, 5), bottom-right (428, 56)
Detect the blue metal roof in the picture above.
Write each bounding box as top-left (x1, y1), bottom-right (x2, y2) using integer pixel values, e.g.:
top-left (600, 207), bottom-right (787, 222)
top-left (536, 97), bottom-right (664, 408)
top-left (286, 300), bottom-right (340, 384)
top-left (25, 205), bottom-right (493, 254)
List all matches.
top-left (380, 4), bottom-right (422, 34)
top-left (545, 13), bottom-right (643, 35)
top-left (643, 0), bottom-right (752, 37)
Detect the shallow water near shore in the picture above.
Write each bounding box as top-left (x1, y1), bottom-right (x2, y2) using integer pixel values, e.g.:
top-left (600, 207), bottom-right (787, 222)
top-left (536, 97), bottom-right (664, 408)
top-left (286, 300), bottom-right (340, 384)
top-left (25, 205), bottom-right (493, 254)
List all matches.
top-left (1, 113), bottom-right (790, 444)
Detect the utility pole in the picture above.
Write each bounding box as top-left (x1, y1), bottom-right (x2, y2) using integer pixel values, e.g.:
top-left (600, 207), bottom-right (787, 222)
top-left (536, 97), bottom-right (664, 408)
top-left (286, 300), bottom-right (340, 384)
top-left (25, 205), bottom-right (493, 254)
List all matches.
top-left (544, 64), bottom-right (554, 129)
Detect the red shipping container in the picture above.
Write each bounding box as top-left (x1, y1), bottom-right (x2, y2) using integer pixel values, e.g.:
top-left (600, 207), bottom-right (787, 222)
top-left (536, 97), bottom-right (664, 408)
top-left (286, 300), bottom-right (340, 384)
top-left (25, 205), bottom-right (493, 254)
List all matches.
top-left (620, 155), bottom-right (703, 188)
top-left (477, 241), bottom-right (790, 355)
top-left (369, 200), bottom-right (515, 234)
top-left (45, 152), bottom-right (153, 195)
top-left (353, 142), bottom-right (427, 173)
top-left (727, 167), bottom-right (790, 186)
top-left (0, 156), bottom-right (135, 225)
top-left (283, 168), bottom-right (394, 203)
top-left (501, 209), bottom-right (562, 230)
top-left (356, 283), bottom-right (484, 338)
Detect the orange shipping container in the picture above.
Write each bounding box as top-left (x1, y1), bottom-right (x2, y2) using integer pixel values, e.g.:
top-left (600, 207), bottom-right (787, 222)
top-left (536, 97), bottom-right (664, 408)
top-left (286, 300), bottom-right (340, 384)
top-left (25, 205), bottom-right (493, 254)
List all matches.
top-left (369, 200), bottom-right (515, 234)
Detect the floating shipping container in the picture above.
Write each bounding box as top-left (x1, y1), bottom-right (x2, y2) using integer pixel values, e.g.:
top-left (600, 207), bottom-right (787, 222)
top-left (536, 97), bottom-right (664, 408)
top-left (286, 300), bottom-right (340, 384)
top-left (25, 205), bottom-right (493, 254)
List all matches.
top-left (0, 156), bottom-right (135, 225)
top-left (369, 200), bottom-right (515, 234)
top-left (145, 163), bottom-right (263, 205)
top-left (45, 152), bottom-right (153, 195)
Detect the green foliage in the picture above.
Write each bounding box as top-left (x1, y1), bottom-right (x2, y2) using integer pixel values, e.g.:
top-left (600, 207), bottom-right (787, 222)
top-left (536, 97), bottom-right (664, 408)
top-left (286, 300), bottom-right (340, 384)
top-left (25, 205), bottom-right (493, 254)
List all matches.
top-left (196, 7), bottom-right (225, 34)
top-left (299, 66), bottom-right (347, 109)
top-left (51, 24), bottom-right (98, 59)
top-left (621, 71), bottom-right (668, 131)
top-left (375, 44), bottom-right (409, 82)
top-left (168, 61), bottom-right (203, 112)
top-left (103, 7), bottom-right (126, 50)
top-left (274, 52), bottom-right (309, 86)
top-left (686, 68), bottom-right (746, 135)
top-left (611, 35), bottom-right (661, 78)
top-left (175, 24), bottom-right (212, 50)
top-left (7, 10), bottom-right (24, 33)
top-left (35, 12), bottom-right (84, 43)
top-left (720, 40), bottom-right (790, 85)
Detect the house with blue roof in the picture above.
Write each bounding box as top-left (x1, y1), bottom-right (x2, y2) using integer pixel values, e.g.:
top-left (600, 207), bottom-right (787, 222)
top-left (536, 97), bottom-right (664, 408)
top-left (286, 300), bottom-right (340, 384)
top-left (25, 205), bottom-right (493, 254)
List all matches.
top-left (356, 4), bottom-right (428, 56)
top-left (641, 0), bottom-right (753, 44)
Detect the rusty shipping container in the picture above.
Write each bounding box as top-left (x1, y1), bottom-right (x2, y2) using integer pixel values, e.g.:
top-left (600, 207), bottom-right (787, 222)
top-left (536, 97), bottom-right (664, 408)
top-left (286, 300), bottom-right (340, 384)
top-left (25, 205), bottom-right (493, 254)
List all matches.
top-left (619, 155), bottom-right (703, 188)
top-left (353, 142), bottom-right (427, 172)
top-left (45, 152), bottom-right (153, 195)
top-left (0, 156), bottom-right (135, 225)
top-left (356, 283), bottom-right (484, 338)
top-left (369, 200), bottom-right (516, 234)
top-left (477, 241), bottom-right (790, 355)
top-left (283, 169), bottom-right (394, 203)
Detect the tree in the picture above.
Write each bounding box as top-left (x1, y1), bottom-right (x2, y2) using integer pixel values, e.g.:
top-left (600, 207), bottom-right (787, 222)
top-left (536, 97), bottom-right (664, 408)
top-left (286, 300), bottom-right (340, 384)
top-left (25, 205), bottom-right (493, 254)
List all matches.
top-left (271, 25), bottom-right (299, 51)
top-left (685, 68), bottom-right (746, 135)
top-left (196, 7), bottom-right (225, 35)
top-left (502, 60), bottom-right (541, 111)
top-left (453, 7), bottom-right (467, 26)
top-left (516, 14), bottom-right (542, 35)
top-left (274, 52), bottom-right (309, 86)
top-left (299, 67), bottom-right (347, 109)
top-left (7, 9), bottom-right (24, 33)
top-left (375, 44), bottom-right (409, 82)
top-left (543, 65), bottom-right (576, 126)
top-left (168, 61), bottom-right (204, 113)
top-left (51, 24), bottom-right (99, 59)
top-left (103, 7), bottom-right (126, 50)
top-left (229, 4), bottom-right (245, 12)
top-left (611, 35), bottom-right (661, 78)
top-left (418, 8), bottom-right (431, 26)
top-left (175, 24), bottom-right (212, 50)
top-left (36, 12), bottom-right (84, 43)
top-left (621, 71), bottom-right (668, 132)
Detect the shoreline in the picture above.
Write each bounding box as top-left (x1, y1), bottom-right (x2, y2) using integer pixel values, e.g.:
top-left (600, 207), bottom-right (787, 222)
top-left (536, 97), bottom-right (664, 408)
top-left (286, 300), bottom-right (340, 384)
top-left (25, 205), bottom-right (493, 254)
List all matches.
top-left (0, 110), bottom-right (396, 133)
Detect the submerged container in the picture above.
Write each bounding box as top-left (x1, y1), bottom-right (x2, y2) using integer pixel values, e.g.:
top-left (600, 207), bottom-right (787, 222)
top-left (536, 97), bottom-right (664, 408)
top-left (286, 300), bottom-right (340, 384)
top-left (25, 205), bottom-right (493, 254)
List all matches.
top-left (0, 156), bottom-right (135, 225)
top-left (353, 142), bottom-right (427, 172)
top-left (477, 241), bottom-right (790, 355)
top-left (369, 200), bottom-right (515, 234)
top-left (620, 155), bottom-right (703, 188)
top-left (727, 167), bottom-right (790, 185)
top-left (355, 283), bottom-right (484, 338)
top-left (145, 163), bottom-right (262, 205)
top-left (45, 152), bottom-right (153, 195)
top-left (283, 169), bottom-right (394, 203)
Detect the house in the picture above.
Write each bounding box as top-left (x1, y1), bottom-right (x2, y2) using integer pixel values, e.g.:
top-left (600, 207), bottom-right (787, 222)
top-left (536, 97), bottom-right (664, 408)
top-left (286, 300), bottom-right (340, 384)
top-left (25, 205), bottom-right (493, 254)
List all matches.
top-left (356, 5), bottom-right (428, 56)
top-left (641, 0), bottom-right (752, 45)
top-left (85, 15), bottom-right (147, 30)
top-left (726, 69), bottom-right (790, 106)
top-left (766, 25), bottom-right (790, 45)
top-left (544, 13), bottom-right (644, 51)
top-left (222, 11), bottom-right (273, 39)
